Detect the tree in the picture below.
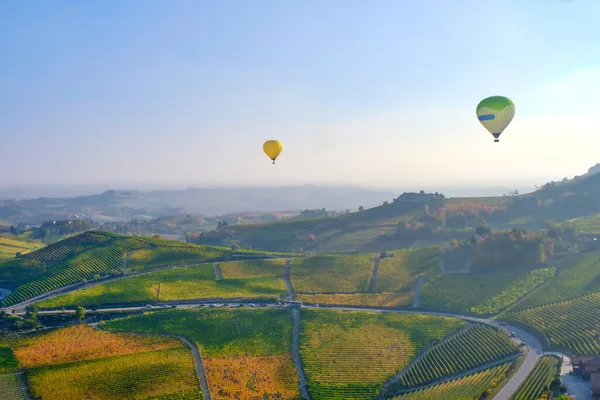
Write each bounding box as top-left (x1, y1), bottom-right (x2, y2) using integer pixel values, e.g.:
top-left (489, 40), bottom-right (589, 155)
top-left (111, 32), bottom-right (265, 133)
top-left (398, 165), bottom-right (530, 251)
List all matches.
top-left (424, 204), bottom-right (430, 215)
top-left (152, 234), bottom-right (160, 238)
top-left (9, 226), bottom-right (16, 235)
top-left (75, 306), bottom-right (86, 324)
top-left (383, 201), bottom-right (389, 206)
top-left (358, 206), bottom-right (364, 212)
top-left (475, 225), bottom-right (491, 237)
top-left (25, 304), bottom-right (39, 321)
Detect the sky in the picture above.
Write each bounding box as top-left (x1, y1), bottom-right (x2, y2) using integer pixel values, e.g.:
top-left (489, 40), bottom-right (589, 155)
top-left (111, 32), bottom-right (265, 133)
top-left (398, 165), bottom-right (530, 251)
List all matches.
top-left (2, 0), bottom-right (600, 191)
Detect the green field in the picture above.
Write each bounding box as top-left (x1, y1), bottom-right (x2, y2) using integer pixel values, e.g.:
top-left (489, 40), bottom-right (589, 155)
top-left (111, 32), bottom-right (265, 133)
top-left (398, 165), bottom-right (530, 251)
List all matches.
top-left (300, 309), bottom-right (464, 399)
top-left (420, 268), bottom-right (555, 315)
top-left (125, 247), bottom-right (229, 272)
top-left (39, 262), bottom-right (286, 308)
top-left (392, 362), bottom-right (513, 400)
top-left (568, 214), bottom-right (600, 233)
top-left (0, 372), bottom-right (29, 400)
top-left (374, 247), bottom-right (440, 292)
top-left (219, 258), bottom-right (285, 278)
top-left (508, 250), bottom-right (600, 311)
top-left (0, 347), bottom-right (19, 373)
top-left (511, 356), bottom-right (560, 400)
top-left (504, 292), bottom-right (600, 355)
top-left (103, 308), bottom-right (299, 399)
top-left (291, 254), bottom-right (375, 293)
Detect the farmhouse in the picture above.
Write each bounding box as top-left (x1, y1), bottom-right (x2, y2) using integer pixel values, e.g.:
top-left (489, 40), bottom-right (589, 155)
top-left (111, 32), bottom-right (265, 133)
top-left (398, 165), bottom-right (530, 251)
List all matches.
top-left (572, 356), bottom-right (600, 399)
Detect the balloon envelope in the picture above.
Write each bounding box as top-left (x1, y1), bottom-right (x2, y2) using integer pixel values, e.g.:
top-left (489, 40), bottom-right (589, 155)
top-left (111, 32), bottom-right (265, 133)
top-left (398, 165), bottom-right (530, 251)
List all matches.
top-left (263, 140), bottom-right (283, 163)
top-left (476, 96), bottom-right (515, 142)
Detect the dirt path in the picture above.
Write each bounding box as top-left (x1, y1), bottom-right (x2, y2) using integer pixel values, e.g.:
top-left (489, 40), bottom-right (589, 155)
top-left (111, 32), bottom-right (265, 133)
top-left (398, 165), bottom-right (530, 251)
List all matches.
top-left (367, 256), bottom-right (380, 292)
top-left (283, 258), bottom-right (295, 301)
top-left (292, 308), bottom-right (311, 399)
top-left (213, 262), bottom-right (223, 280)
top-left (177, 336), bottom-right (212, 400)
top-left (412, 276), bottom-right (424, 307)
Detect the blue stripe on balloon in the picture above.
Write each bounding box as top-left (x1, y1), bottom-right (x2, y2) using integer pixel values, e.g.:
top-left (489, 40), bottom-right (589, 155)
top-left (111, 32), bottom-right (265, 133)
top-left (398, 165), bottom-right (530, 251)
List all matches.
top-left (478, 114), bottom-right (495, 121)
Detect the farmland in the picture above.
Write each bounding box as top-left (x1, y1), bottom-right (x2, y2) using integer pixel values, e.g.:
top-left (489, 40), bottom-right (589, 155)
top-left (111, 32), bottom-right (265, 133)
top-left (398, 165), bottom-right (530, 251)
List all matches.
top-left (103, 308), bottom-right (299, 399)
top-left (395, 325), bottom-right (519, 389)
top-left (19, 231), bottom-right (112, 262)
top-left (38, 262), bottom-right (286, 308)
top-left (124, 247), bottom-right (229, 272)
top-left (291, 254), bottom-right (375, 293)
top-left (392, 362), bottom-right (513, 400)
top-left (300, 309), bottom-right (464, 399)
top-left (503, 292), bottom-right (600, 354)
top-left (0, 347), bottom-right (19, 373)
top-left (297, 291), bottom-right (414, 307)
top-left (420, 268), bottom-right (555, 315)
top-left (219, 258), bottom-right (285, 278)
top-left (26, 348), bottom-right (200, 400)
top-left (373, 247), bottom-right (440, 292)
top-left (0, 236), bottom-right (44, 260)
top-left (511, 356), bottom-right (561, 400)
top-left (508, 250), bottom-right (600, 311)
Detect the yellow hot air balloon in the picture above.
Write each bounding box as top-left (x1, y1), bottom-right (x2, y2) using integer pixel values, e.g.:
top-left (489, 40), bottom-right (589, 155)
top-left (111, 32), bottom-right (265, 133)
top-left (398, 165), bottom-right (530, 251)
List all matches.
top-left (263, 140), bottom-right (283, 164)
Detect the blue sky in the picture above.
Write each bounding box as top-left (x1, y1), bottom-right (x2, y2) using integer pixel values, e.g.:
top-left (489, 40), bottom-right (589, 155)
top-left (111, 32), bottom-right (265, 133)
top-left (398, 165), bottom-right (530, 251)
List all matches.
top-left (1, 0), bottom-right (599, 189)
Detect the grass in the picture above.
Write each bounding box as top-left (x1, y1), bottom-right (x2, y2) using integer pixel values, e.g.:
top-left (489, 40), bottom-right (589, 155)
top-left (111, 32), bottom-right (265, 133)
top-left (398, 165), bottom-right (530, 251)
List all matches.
top-left (394, 325), bottom-right (519, 390)
top-left (508, 250), bottom-right (600, 311)
top-left (297, 292), bottom-right (414, 307)
top-left (503, 292), bottom-right (600, 355)
top-left (11, 325), bottom-right (183, 368)
top-left (0, 347), bottom-right (19, 373)
top-left (568, 213), bottom-right (600, 234)
top-left (420, 268), bottom-right (555, 315)
top-left (391, 362), bottom-right (513, 400)
top-left (300, 309), bottom-right (464, 399)
top-left (103, 308), bottom-right (299, 399)
top-left (291, 254), bottom-right (375, 293)
top-left (125, 247), bottom-right (229, 273)
top-left (26, 348), bottom-right (201, 400)
top-left (0, 373), bottom-right (29, 400)
top-left (511, 356), bottom-right (560, 400)
top-left (218, 258), bottom-right (285, 278)
top-left (39, 263), bottom-right (286, 308)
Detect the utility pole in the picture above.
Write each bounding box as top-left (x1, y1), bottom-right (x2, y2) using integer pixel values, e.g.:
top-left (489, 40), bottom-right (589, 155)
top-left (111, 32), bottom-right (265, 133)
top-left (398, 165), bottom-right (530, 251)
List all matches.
top-left (156, 284), bottom-right (161, 301)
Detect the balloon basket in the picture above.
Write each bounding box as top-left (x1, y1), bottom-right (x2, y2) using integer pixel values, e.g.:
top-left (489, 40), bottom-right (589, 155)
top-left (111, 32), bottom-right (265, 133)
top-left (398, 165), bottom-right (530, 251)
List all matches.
top-left (494, 139), bottom-right (499, 143)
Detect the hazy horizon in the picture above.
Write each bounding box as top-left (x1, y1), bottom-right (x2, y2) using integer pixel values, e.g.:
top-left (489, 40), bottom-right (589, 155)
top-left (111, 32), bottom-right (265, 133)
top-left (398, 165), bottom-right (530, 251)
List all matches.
top-left (2, 1), bottom-right (598, 188)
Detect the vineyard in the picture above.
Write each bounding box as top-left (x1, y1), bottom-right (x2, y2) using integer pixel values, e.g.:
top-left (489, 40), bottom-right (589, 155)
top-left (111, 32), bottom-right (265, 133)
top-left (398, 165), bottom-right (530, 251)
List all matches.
top-left (508, 250), bottom-right (600, 311)
top-left (374, 247), bottom-right (440, 292)
top-left (26, 348), bottom-right (201, 400)
top-left (503, 292), bottom-right (600, 355)
top-left (300, 309), bottom-right (464, 399)
top-left (39, 262), bottom-right (286, 308)
top-left (511, 356), bottom-right (560, 400)
top-left (103, 308), bottom-right (299, 399)
top-left (420, 268), bottom-right (555, 315)
top-left (394, 325), bottom-right (520, 390)
top-left (392, 362), bottom-right (513, 400)
top-left (0, 235), bottom-right (44, 259)
top-left (19, 231), bottom-right (112, 262)
top-left (0, 373), bottom-right (29, 400)
top-left (291, 254), bottom-right (375, 293)
top-left (125, 247), bottom-right (230, 273)
top-left (297, 291), bottom-right (413, 307)
top-left (219, 258), bottom-right (285, 279)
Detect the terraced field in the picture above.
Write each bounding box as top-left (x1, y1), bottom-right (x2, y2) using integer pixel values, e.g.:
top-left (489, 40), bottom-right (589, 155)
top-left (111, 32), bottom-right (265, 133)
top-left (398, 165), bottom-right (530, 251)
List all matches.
top-left (392, 362), bottom-right (513, 400)
top-left (291, 254), bottom-right (375, 293)
top-left (300, 309), bottom-right (464, 399)
top-left (19, 231), bottom-right (112, 262)
top-left (125, 247), bottom-right (230, 273)
top-left (374, 247), bottom-right (440, 292)
top-left (503, 292), bottom-right (600, 354)
top-left (508, 250), bottom-right (600, 311)
top-left (420, 268), bottom-right (555, 315)
top-left (2, 325), bottom-right (201, 400)
top-left (394, 325), bottom-right (519, 390)
top-left (511, 356), bottom-right (560, 400)
top-left (103, 308), bottom-right (299, 400)
top-left (39, 262), bottom-right (286, 308)
top-left (0, 372), bottom-right (29, 400)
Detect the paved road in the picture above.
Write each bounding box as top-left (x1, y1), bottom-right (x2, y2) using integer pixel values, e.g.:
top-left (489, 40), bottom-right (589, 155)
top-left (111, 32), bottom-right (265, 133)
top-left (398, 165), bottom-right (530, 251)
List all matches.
top-left (178, 336), bottom-right (212, 400)
top-left (292, 308), bottom-right (311, 399)
top-left (545, 352), bottom-right (592, 400)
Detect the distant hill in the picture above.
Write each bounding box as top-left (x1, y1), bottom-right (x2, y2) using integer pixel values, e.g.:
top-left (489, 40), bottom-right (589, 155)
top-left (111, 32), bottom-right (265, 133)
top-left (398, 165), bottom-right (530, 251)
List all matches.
top-left (0, 185), bottom-right (395, 224)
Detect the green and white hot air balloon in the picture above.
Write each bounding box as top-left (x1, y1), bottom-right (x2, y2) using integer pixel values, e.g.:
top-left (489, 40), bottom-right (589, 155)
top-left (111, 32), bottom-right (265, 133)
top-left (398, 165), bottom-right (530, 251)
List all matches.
top-left (476, 96), bottom-right (515, 142)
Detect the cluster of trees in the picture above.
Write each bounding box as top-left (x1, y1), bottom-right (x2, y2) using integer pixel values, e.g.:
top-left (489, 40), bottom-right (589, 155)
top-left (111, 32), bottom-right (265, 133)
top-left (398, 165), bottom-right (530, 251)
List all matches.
top-left (29, 219), bottom-right (92, 239)
top-left (450, 228), bottom-right (554, 271)
top-left (296, 209), bottom-right (330, 219)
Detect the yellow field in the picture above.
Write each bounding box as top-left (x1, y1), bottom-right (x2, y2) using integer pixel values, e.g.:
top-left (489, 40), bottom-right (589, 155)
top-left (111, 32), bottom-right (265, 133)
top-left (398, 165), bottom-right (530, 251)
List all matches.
top-left (14, 325), bottom-right (183, 368)
top-left (26, 348), bottom-right (200, 400)
top-left (297, 291), bottom-right (413, 307)
top-left (0, 236), bottom-right (44, 258)
top-left (204, 354), bottom-right (299, 399)
top-left (219, 258), bottom-right (285, 279)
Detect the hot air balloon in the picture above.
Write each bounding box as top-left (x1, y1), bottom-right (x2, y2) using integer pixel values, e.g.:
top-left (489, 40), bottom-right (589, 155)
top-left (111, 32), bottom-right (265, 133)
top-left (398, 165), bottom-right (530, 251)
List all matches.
top-left (476, 96), bottom-right (515, 142)
top-left (263, 140), bottom-right (283, 164)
